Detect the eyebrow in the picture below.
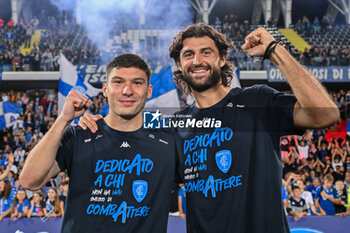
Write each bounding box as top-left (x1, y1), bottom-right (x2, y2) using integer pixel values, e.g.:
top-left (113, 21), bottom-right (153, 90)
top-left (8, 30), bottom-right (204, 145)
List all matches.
top-left (109, 76), bottom-right (147, 82)
top-left (181, 47), bottom-right (215, 55)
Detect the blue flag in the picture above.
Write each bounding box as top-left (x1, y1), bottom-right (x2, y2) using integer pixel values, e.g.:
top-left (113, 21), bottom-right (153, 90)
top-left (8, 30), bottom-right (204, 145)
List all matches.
top-left (145, 66), bottom-right (180, 108)
top-left (0, 101), bottom-right (20, 130)
top-left (58, 53), bottom-right (102, 114)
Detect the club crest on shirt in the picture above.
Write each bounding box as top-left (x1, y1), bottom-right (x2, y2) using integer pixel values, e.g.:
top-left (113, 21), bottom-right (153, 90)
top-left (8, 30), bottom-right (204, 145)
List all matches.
top-left (215, 150), bottom-right (232, 173)
top-left (133, 180), bottom-right (148, 203)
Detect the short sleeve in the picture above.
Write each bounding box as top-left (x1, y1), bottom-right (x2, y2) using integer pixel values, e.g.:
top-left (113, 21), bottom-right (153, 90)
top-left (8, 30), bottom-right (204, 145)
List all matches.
top-left (56, 126), bottom-right (76, 175)
top-left (282, 186), bottom-right (288, 200)
top-left (314, 187), bottom-right (321, 200)
top-left (24, 199), bottom-right (30, 207)
top-left (307, 192), bottom-right (314, 205)
top-left (258, 85), bottom-right (301, 136)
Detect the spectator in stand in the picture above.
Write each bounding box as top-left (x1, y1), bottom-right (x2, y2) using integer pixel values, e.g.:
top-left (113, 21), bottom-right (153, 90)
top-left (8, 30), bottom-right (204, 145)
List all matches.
top-left (0, 153), bottom-right (14, 180)
top-left (13, 52), bottom-right (22, 71)
top-left (332, 165), bottom-right (345, 182)
top-left (52, 50), bottom-right (59, 71)
top-left (295, 19), bottom-right (304, 34)
top-left (44, 187), bottom-right (62, 218)
top-left (178, 183), bottom-right (186, 219)
top-left (232, 21), bottom-right (241, 41)
top-left (313, 17), bottom-right (321, 34)
top-left (306, 177), bottom-right (321, 200)
top-left (302, 48), bottom-right (312, 66)
top-left (30, 49), bottom-right (41, 71)
top-left (287, 186), bottom-right (308, 221)
top-left (344, 155), bottom-right (350, 172)
top-left (59, 180), bottom-right (68, 215)
top-left (315, 174), bottom-right (341, 215)
top-left (295, 136), bottom-right (309, 161)
top-left (236, 48), bottom-right (246, 69)
top-left (10, 188), bottom-right (30, 220)
top-left (3, 53), bottom-right (12, 71)
top-left (13, 145), bottom-right (25, 168)
top-left (0, 179), bottom-right (16, 221)
top-left (303, 16), bottom-right (312, 36)
top-left (282, 183), bottom-right (288, 213)
top-left (334, 180), bottom-right (347, 214)
top-left (41, 48), bottom-right (52, 71)
top-left (321, 15), bottom-right (331, 32)
top-left (317, 139), bottom-right (331, 163)
top-left (227, 46), bottom-right (237, 66)
top-left (213, 17), bottom-right (222, 32)
top-left (27, 190), bottom-right (46, 217)
top-left (295, 179), bottom-right (320, 215)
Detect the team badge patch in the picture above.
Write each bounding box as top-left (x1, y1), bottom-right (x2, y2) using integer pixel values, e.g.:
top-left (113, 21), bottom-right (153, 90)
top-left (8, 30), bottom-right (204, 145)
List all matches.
top-left (215, 150), bottom-right (232, 173)
top-left (133, 180), bottom-right (148, 203)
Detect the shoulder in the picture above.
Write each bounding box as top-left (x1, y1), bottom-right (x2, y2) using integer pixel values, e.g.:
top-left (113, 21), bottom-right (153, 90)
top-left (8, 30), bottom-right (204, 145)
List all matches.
top-left (305, 191), bottom-right (313, 197)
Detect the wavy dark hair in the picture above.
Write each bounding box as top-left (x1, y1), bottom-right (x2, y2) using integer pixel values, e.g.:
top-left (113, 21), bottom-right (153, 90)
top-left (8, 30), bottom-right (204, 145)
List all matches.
top-left (169, 23), bottom-right (234, 94)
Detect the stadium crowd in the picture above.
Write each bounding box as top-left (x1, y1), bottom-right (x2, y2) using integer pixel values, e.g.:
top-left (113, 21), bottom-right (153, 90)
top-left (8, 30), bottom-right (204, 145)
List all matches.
top-left (0, 11), bottom-right (349, 73)
top-left (0, 88), bottom-right (350, 220)
top-left (214, 14), bottom-right (350, 70)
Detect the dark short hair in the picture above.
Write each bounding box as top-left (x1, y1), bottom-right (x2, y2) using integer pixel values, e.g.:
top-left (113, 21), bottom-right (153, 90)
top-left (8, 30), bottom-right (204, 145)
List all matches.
top-left (59, 180), bottom-right (69, 186)
top-left (169, 23), bottom-right (234, 94)
top-left (292, 185), bottom-right (300, 192)
top-left (106, 54), bottom-right (151, 84)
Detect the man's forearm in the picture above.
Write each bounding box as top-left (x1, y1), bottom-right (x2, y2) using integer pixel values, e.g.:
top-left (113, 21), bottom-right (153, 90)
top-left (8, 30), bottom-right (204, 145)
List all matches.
top-left (19, 116), bottom-right (70, 190)
top-left (327, 197), bottom-right (341, 205)
top-left (270, 45), bottom-right (339, 128)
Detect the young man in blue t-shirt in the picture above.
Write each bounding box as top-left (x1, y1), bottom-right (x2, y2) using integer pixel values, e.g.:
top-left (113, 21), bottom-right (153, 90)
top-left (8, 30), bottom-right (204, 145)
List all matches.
top-left (20, 54), bottom-right (179, 233)
top-left (315, 174), bottom-right (341, 215)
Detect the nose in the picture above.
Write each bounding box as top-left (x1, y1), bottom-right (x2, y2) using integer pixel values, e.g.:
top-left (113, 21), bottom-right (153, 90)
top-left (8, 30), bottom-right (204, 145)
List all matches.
top-left (193, 53), bottom-right (203, 65)
top-left (122, 83), bottom-right (133, 96)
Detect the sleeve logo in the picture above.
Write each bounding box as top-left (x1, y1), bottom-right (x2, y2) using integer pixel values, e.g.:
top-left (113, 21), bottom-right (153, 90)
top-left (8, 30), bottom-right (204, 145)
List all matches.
top-left (133, 180), bottom-right (148, 203)
top-left (215, 150), bottom-right (232, 174)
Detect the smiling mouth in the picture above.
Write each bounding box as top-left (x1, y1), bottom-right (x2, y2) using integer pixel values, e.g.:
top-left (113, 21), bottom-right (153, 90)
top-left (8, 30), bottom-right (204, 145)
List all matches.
top-left (190, 69), bottom-right (209, 77)
top-left (120, 100), bottom-right (136, 106)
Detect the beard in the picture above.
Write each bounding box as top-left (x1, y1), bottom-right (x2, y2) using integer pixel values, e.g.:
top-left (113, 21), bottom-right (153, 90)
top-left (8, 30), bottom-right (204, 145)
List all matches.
top-left (182, 64), bottom-right (221, 93)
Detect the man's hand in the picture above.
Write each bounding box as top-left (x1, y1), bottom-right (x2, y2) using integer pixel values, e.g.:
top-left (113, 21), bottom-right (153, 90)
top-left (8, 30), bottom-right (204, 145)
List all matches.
top-left (179, 212), bottom-right (186, 219)
top-left (320, 190), bottom-right (330, 199)
top-left (8, 153), bottom-right (14, 165)
top-left (340, 211), bottom-right (349, 218)
top-left (294, 215), bottom-right (300, 221)
top-left (78, 112), bottom-right (102, 133)
top-left (59, 90), bottom-right (92, 123)
top-left (242, 27), bottom-right (275, 57)
top-left (320, 209), bottom-right (327, 216)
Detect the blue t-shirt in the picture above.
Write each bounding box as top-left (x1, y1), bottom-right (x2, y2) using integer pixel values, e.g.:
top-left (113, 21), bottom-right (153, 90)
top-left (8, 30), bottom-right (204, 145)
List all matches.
top-left (282, 186), bottom-right (288, 201)
top-left (306, 184), bottom-right (319, 199)
top-left (0, 190), bottom-right (16, 214)
top-left (178, 186), bottom-right (186, 214)
top-left (31, 204), bottom-right (44, 217)
top-left (315, 185), bottom-right (338, 215)
top-left (16, 199), bottom-right (30, 214)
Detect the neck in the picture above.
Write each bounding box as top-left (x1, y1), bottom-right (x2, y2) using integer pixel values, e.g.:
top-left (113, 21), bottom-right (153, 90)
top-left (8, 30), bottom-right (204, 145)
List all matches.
top-left (192, 84), bottom-right (231, 109)
top-left (295, 196), bottom-right (300, 201)
top-left (104, 112), bottom-right (143, 132)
